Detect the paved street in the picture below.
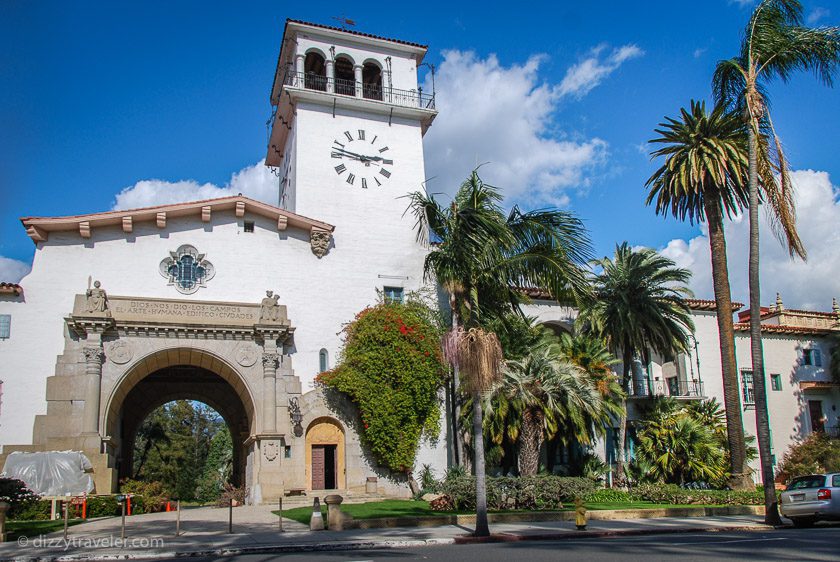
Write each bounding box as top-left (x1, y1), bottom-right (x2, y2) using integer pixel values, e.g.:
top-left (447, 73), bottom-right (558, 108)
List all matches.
top-left (180, 526), bottom-right (840, 561)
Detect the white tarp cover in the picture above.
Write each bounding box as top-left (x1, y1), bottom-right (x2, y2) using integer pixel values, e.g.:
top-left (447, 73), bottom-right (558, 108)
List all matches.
top-left (1, 451), bottom-right (95, 496)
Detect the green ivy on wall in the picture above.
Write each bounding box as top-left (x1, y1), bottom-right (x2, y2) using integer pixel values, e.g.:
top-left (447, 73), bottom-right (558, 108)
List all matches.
top-left (317, 298), bottom-right (446, 474)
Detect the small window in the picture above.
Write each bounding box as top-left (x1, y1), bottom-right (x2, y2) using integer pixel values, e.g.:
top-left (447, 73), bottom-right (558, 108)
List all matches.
top-left (771, 374), bottom-right (782, 391)
top-left (244, 221), bottom-right (255, 233)
top-left (833, 474), bottom-right (840, 488)
top-left (384, 286), bottom-right (404, 304)
top-left (741, 370), bottom-right (755, 406)
top-left (284, 446), bottom-right (292, 459)
top-left (319, 348), bottom-right (329, 373)
top-left (803, 348), bottom-right (822, 367)
top-left (0, 315), bottom-right (10, 340)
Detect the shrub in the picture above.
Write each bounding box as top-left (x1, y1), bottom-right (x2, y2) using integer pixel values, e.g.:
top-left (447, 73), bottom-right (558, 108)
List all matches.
top-left (777, 433), bottom-right (840, 482)
top-left (584, 488), bottom-right (633, 503)
top-left (120, 479), bottom-right (169, 512)
top-left (0, 478), bottom-right (41, 519)
top-left (9, 499), bottom-right (51, 521)
top-left (317, 299), bottom-right (446, 475)
top-left (217, 483), bottom-right (248, 507)
top-left (431, 475), bottom-right (596, 511)
top-left (629, 484), bottom-right (765, 505)
top-left (86, 496), bottom-right (121, 518)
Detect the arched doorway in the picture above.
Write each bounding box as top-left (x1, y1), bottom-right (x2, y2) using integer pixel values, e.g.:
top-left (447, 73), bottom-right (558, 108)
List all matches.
top-left (334, 56), bottom-right (356, 96)
top-left (304, 50), bottom-right (327, 91)
top-left (305, 417), bottom-right (345, 490)
top-left (104, 348), bottom-right (256, 493)
top-left (362, 61), bottom-right (383, 100)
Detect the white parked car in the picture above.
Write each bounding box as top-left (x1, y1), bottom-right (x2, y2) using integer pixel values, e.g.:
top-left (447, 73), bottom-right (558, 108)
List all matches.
top-left (779, 473), bottom-right (840, 527)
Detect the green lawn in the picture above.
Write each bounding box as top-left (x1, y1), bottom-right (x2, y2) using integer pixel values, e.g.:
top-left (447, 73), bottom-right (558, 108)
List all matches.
top-left (274, 499), bottom-right (743, 525)
top-left (5, 519), bottom-right (84, 541)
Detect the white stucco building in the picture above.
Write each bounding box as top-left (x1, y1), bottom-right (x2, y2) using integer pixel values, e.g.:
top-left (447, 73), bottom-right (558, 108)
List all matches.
top-left (0, 20), bottom-right (445, 501)
top-left (1, 19), bottom-right (837, 499)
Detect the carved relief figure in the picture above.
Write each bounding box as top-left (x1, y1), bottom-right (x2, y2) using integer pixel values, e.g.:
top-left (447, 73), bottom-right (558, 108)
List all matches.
top-left (260, 290), bottom-right (281, 322)
top-left (85, 280), bottom-right (109, 314)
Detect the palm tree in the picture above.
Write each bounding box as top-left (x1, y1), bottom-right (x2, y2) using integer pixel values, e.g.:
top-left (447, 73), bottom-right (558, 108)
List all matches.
top-left (645, 100), bottom-right (753, 489)
top-left (409, 170), bottom-right (591, 536)
top-left (503, 337), bottom-right (604, 476)
top-left (714, 0), bottom-right (840, 523)
top-left (578, 243), bottom-right (694, 481)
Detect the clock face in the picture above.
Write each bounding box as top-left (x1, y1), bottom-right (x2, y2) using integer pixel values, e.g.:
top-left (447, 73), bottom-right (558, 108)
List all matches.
top-left (330, 129), bottom-right (393, 188)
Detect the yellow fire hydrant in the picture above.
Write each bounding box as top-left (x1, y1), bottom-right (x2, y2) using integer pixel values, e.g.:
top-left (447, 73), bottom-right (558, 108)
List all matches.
top-left (574, 497), bottom-right (587, 531)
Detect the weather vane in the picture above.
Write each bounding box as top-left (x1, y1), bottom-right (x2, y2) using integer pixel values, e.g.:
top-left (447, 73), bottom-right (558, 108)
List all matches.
top-left (331, 15), bottom-right (356, 30)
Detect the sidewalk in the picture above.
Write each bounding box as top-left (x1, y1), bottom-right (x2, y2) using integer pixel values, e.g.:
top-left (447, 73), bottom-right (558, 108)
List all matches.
top-left (0, 504), bottom-right (771, 561)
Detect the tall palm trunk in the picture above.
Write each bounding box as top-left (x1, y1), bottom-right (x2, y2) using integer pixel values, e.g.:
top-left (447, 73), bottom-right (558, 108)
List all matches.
top-left (703, 197), bottom-right (751, 490)
top-left (518, 409), bottom-right (543, 476)
top-left (615, 344), bottom-right (632, 482)
top-left (747, 122), bottom-right (782, 525)
top-left (450, 294), bottom-right (465, 467)
top-left (472, 390), bottom-right (490, 536)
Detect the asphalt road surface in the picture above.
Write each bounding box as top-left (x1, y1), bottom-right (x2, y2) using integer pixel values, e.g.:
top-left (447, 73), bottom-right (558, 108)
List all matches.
top-left (175, 526), bottom-right (840, 561)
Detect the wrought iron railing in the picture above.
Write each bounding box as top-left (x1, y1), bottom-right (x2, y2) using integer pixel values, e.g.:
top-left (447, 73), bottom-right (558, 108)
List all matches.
top-left (630, 379), bottom-right (705, 399)
top-left (283, 70), bottom-right (436, 110)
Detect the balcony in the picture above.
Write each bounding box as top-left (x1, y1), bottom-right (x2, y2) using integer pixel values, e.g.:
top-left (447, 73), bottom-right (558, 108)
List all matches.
top-left (629, 378), bottom-right (705, 400)
top-left (282, 70), bottom-right (436, 110)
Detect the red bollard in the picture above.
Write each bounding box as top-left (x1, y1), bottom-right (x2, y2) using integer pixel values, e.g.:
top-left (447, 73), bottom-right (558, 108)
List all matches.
top-left (127, 495), bottom-right (132, 516)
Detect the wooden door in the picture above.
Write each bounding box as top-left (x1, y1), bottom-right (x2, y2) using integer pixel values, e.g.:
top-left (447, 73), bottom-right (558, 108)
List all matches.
top-left (809, 400), bottom-right (825, 433)
top-left (311, 445), bottom-right (326, 490)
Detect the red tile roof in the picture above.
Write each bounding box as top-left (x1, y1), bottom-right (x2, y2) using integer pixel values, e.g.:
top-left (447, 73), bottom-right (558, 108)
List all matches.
top-left (685, 298), bottom-right (744, 312)
top-left (285, 19), bottom-right (428, 49)
top-left (733, 322), bottom-right (835, 336)
top-left (0, 283), bottom-right (23, 296)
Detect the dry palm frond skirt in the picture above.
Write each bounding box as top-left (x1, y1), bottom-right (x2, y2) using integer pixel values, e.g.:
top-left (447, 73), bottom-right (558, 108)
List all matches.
top-left (444, 327), bottom-right (503, 394)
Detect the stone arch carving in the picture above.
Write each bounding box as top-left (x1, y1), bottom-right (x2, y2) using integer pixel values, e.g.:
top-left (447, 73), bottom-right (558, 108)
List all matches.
top-left (304, 417), bottom-right (345, 490)
top-left (103, 347), bottom-right (258, 440)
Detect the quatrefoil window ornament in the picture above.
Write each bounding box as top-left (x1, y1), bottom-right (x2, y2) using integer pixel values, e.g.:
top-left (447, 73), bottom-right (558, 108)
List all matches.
top-left (159, 244), bottom-right (215, 294)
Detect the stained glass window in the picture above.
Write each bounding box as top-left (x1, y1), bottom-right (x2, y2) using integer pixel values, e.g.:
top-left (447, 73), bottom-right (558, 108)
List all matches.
top-left (159, 245), bottom-right (215, 294)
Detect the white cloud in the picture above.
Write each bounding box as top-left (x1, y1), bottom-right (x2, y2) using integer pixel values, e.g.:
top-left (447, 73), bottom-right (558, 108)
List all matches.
top-left (422, 50), bottom-right (618, 206)
top-left (730, 0), bottom-right (755, 7)
top-left (111, 160), bottom-right (277, 210)
top-left (558, 44), bottom-right (644, 99)
top-left (807, 7), bottom-right (830, 25)
top-left (693, 48), bottom-right (707, 59)
top-left (0, 255), bottom-right (31, 283)
top-left (660, 169), bottom-right (840, 311)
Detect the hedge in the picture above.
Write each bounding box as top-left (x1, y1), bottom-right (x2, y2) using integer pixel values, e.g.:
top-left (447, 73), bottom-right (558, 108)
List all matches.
top-left (431, 475), bottom-right (597, 511)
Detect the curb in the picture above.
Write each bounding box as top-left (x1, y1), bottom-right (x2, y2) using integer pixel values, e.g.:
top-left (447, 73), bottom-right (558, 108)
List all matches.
top-left (452, 524), bottom-right (771, 544)
top-left (2, 524), bottom-right (775, 562)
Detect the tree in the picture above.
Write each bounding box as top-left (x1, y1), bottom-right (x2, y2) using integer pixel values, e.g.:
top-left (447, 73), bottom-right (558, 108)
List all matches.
top-left (635, 399), bottom-right (726, 485)
top-left (829, 331), bottom-right (840, 385)
top-left (503, 336), bottom-right (605, 476)
top-left (578, 243), bottom-right (694, 481)
top-left (645, 100), bottom-right (753, 489)
top-left (714, 0), bottom-right (840, 523)
top-left (445, 327), bottom-right (503, 536)
top-left (408, 170), bottom-right (592, 536)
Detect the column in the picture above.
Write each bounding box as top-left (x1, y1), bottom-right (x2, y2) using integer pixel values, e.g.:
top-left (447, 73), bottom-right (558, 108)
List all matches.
top-left (325, 59), bottom-right (335, 93)
top-left (354, 64), bottom-right (363, 98)
top-left (82, 345), bottom-right (104, 434)
top-left (294, 53), bottom-right (305, 86)
top-left (262, 353), bottom-right (279, 434)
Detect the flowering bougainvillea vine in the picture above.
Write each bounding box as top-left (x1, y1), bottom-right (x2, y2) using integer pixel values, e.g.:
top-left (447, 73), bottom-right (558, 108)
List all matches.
top-left (316, 298), bottom-right (446, 474)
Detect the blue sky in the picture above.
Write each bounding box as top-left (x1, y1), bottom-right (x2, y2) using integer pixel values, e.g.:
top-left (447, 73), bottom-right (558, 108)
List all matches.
top-left (2, 1), bottom-right (839, 308)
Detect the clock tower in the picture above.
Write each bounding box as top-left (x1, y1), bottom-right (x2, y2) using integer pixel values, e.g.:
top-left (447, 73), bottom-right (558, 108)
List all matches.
top-left (265, 20), bottom-right (437, 293)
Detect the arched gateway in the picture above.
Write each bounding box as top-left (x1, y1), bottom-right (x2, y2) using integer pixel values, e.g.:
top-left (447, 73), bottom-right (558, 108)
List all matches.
top-left (4, 288), bottom-right (305, 503)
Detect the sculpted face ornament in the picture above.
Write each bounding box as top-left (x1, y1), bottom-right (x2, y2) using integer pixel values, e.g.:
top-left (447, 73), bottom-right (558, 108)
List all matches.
top-left (159, 245), bottom-right (215, 294)
top-left (310, 230), bottom-right (332, 259)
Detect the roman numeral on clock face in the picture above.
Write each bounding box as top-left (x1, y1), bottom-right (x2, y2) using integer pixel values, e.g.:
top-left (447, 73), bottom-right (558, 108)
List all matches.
top-left (375, 177), bottom-right (381, 186)
top-left (379, 168), bottom-right (391, 178)
top-left (361, 178), bottom-right (368, 189)
top-left (379, 146), bottom-right (389, 153)
top-left (344, 131), bottom-right (354, 142)
top-left (333, 140), bottom-right (344, 148)
top-left (334, 163), bottom-right (347, 175)
top-left (357, 129), bottom-right (365, 140)
top-left (382, 159), bottom-right (393, 165)
top-left (346, 173), bottom-right (355, 185)
top-left (331, 151), bottom-right (343, 158)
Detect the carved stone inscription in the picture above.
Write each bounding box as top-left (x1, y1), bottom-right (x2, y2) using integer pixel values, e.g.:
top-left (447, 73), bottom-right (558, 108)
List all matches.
top-left (74, 295), bottom-right (289, 327)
